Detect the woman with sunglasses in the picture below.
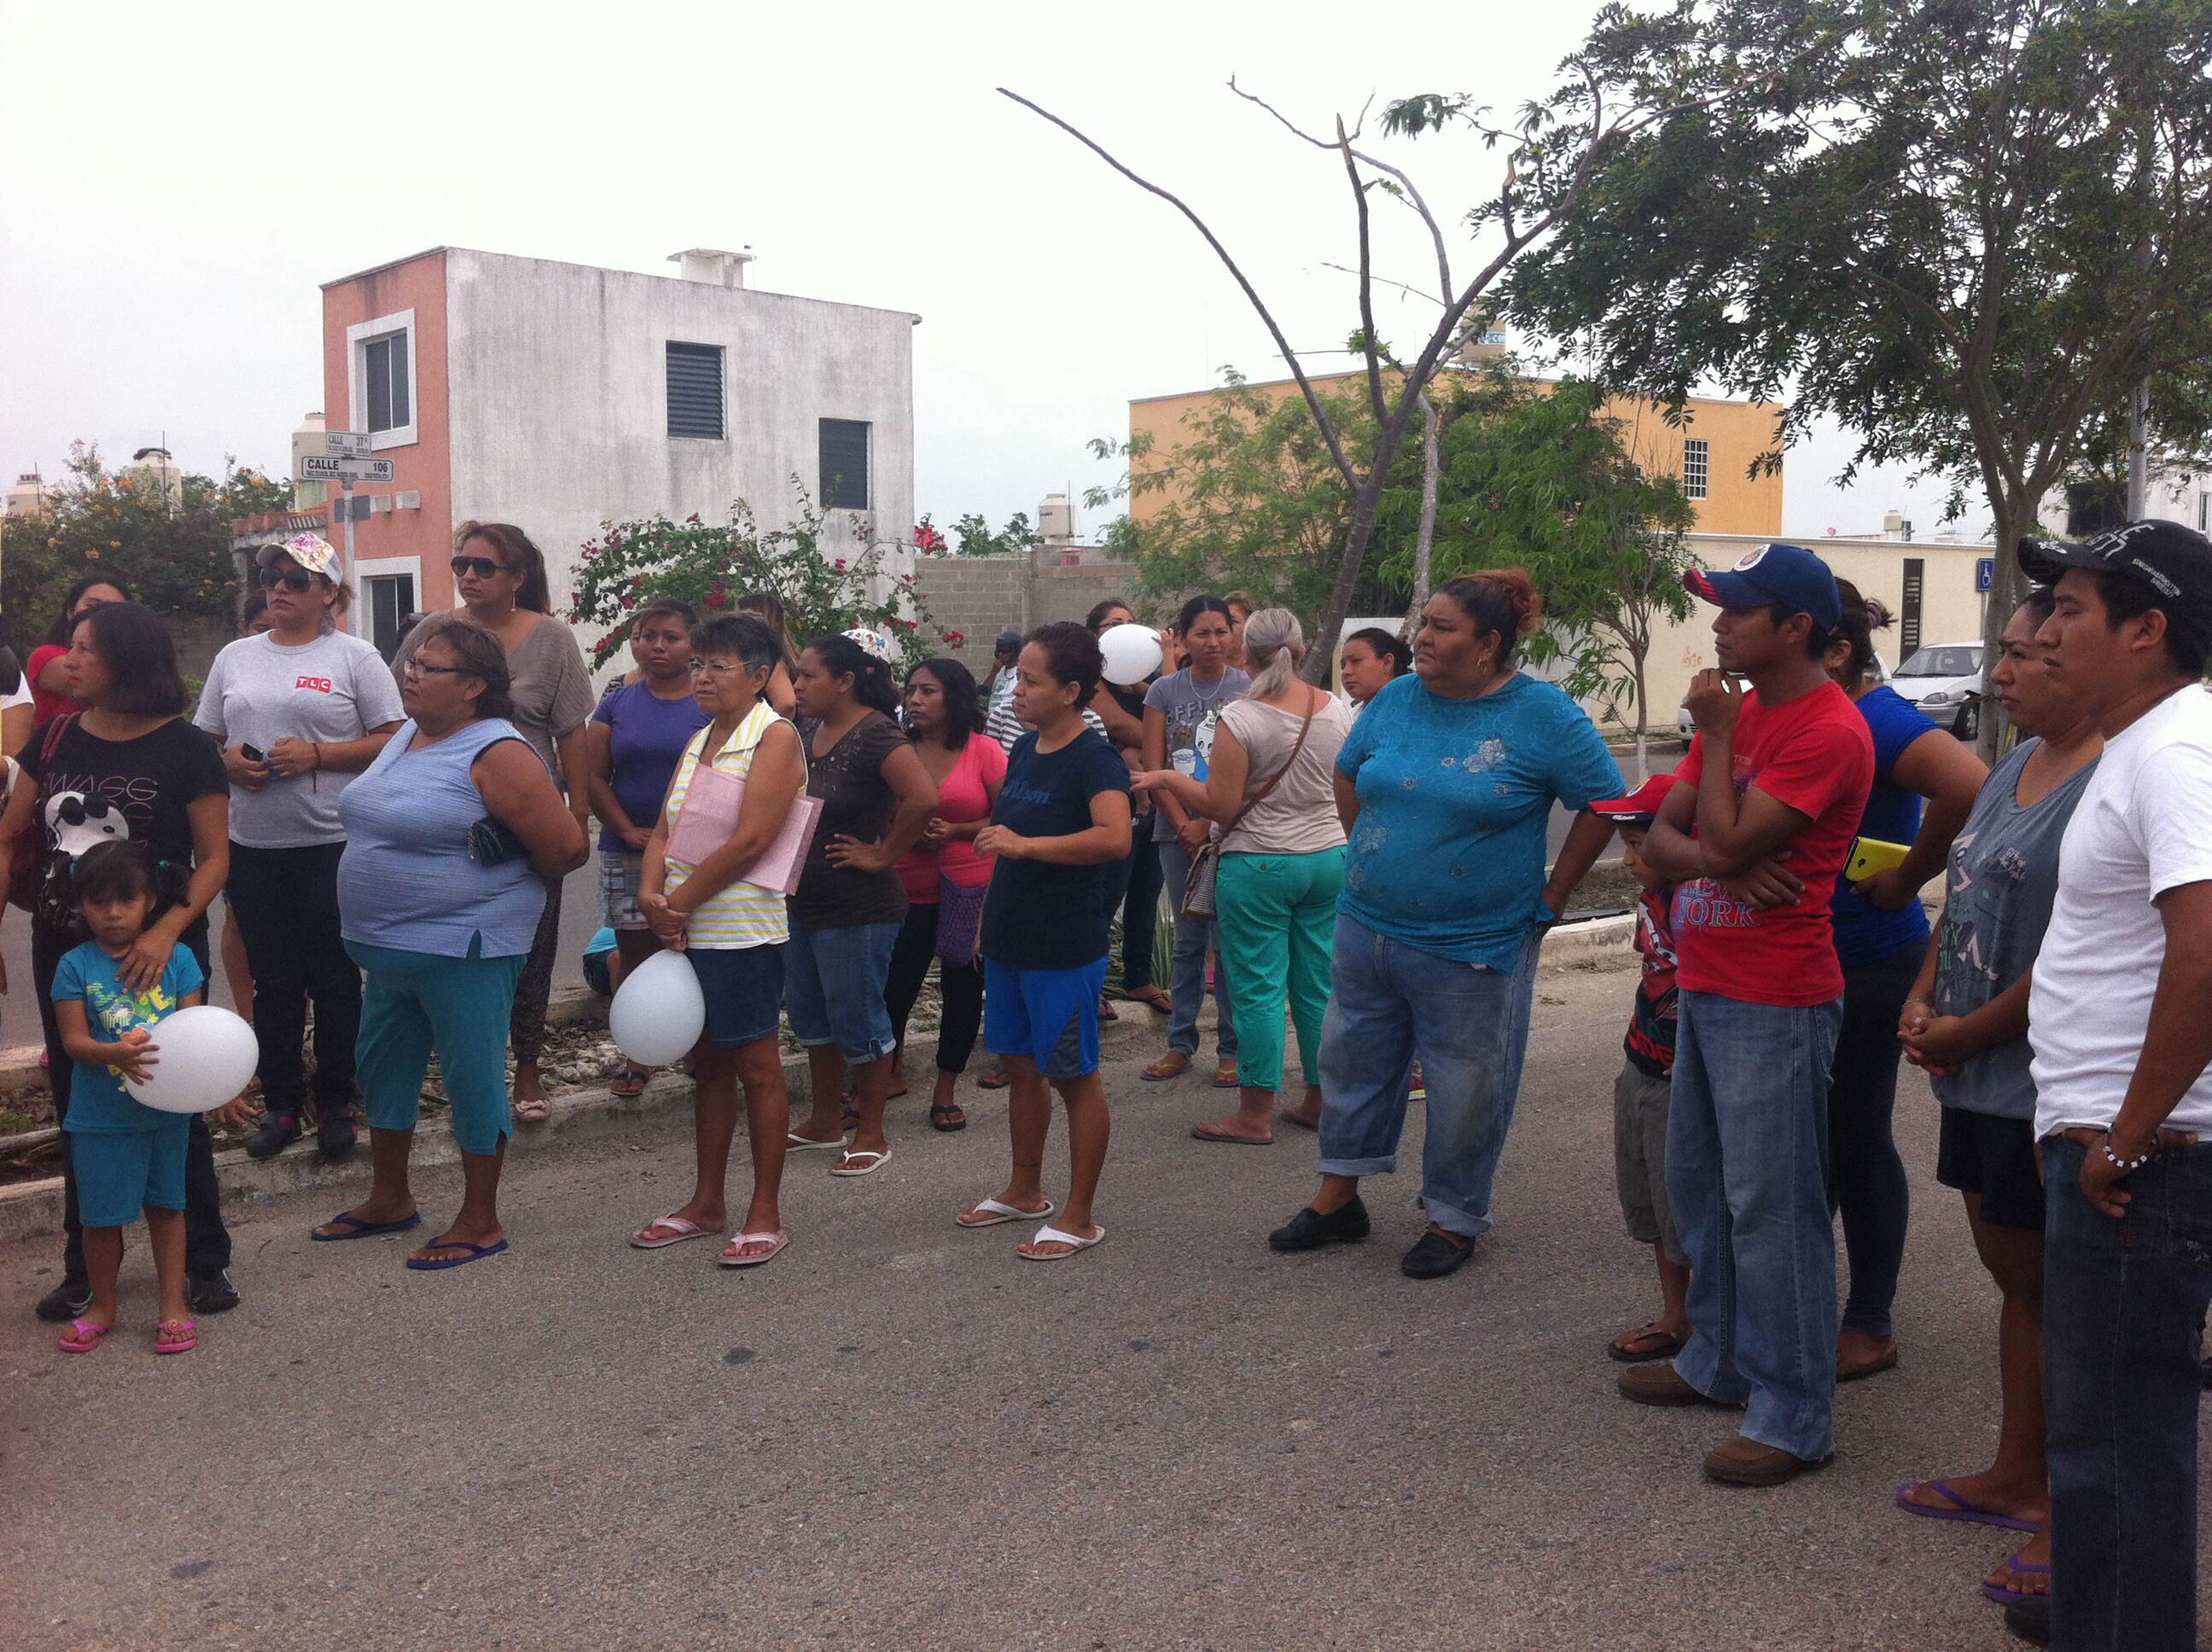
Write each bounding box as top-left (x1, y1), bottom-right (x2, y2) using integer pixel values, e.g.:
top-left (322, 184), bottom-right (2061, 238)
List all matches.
top-left (196, 536), bottom-right (405, 1163)
top-left (392, 523), bottom-right (596, 1123)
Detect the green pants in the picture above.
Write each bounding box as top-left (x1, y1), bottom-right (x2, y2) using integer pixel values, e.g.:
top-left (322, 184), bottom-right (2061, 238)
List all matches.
top-left (1214, 846), bottom-right (1345, 1095)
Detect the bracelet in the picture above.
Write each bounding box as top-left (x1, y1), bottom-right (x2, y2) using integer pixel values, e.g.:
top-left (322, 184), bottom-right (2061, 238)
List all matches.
top-left (310, 742), bottom-right (323, 771)
top-left (2100, 1132), bottom-right (2157, 1173)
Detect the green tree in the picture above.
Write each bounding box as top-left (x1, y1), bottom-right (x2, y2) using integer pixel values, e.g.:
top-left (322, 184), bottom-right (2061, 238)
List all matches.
top-left (568, 481), bottom-right (945, 672)
top-left (1470, 0), bottom-right (2212, 753)
top-left (1, 441), bottom-right (292, 655)
top-left (949, 511), bottom-right (1043, 557)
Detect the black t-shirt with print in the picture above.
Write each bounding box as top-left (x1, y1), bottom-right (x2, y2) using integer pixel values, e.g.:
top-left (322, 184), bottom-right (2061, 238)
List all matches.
top-left (791, 709), bottom-right (911, 929)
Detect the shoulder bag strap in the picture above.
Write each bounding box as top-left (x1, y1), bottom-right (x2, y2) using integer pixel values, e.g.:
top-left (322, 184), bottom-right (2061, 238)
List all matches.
top-left (1215, 695), bottom-right (1318, 846)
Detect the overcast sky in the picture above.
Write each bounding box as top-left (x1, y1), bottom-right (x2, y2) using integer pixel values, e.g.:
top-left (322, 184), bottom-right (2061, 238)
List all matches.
top-left (0, 0), bottom-right (1972, 549)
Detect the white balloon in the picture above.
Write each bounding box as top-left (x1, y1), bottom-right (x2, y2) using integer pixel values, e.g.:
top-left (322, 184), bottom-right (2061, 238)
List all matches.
top-left (1099, 625), bottom-right (1163, 686)
top-left (132, 1006), bottom-right (259, 1115)
top-left (608, 949), bottom-right (707, 1067)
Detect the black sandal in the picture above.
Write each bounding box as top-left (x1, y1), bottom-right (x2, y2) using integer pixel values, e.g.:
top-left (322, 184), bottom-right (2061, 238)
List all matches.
top-left (928, 1102), bottom-right (967, 1132)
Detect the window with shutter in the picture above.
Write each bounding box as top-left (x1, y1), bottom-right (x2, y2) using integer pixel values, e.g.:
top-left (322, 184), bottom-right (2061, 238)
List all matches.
top-left (667, 342), bottom-right (725, 440)
top-left (819, 418), bottom-right (870, 509)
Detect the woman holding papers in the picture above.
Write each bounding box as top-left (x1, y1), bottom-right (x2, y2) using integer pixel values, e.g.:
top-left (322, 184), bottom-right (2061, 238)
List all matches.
top-left (632, 616), bottom-right (809, 1267)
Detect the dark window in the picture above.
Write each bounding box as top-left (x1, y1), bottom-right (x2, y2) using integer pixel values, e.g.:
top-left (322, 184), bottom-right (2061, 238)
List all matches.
top-left (819, 418), bottom-right (871, 509)
top-left (667, 342), bottom-right (725, 439)
top-left (364, 333), bottom-right (410, 434)
top-left (365, 573), bottom-right (416, 661)
top-left (1900, 558), bottom-right (1924, 660)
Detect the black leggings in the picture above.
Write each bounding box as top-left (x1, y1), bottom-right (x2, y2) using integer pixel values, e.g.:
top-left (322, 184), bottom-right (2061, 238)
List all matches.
top-left (1828, 940), bottom-right (1926, 1339)
top-left (227, 841), bottom-right (359, 1119)
top-left (883, 902), bottom-right (984, 1074)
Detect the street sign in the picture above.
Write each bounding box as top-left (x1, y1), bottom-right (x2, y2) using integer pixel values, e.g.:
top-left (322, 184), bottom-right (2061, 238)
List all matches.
top-left (1976, 556), bottom-right (1995, 592)
top-left (301, 454), bottom-right (394, 482)
top-left (322, 432), bottom-right (372, 460)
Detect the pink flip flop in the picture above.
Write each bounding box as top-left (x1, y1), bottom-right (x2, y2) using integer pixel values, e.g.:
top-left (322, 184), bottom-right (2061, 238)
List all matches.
top-left (58, 1318), bottom-right (110, 1354)
top-left (630, 1213), bottom-right (722, 1250)
top-left (719, 1230), bottom-right (791, 1268)
top-left (154, 1318), bottom-right (198, 1355)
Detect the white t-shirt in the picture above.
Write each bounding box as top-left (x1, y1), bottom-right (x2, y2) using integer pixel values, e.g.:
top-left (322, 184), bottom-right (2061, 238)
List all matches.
top-left (2030, 684), bottom-right (2212, 1137)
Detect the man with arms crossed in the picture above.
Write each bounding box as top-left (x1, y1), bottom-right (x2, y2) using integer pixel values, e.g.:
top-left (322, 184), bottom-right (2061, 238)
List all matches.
top-left (2013, 521), bottom-right (2212, 1652)
top-left (1621, 544), bottom-right (1873, 1486)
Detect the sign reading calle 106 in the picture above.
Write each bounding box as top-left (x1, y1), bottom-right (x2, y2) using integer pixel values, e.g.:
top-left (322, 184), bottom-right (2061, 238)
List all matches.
top-left (301, 454), bottom-right (394, 482)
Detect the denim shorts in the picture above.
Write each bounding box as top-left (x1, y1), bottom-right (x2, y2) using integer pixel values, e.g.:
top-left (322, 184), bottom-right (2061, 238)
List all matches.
top-left (68, 1122), bottom-right (189, 1228)
top-left (984, 956), bottom-right (1107, 1080)
top-left (1936, 1106), bottom-right (2045, 1232)
top-left (599, 849), bottom-right (647, 929)
top-left (782, 916), bottom-right (899, 1062)
top-left (688, 943), bottom-right (785, 1049)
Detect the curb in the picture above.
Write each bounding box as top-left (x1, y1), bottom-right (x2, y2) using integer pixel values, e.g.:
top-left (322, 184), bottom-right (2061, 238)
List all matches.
top-left (0, 916), bottom-right (1633, 1245)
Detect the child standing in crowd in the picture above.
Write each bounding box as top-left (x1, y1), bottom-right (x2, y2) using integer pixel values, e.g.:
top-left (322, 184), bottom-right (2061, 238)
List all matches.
top-left (1592, 776), bottom-right (1691, 1364)
top-left (52, 841), bottom-right (209, 1355)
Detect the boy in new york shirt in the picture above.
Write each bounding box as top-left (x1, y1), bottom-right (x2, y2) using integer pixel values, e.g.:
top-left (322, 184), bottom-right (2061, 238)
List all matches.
top-left (1621, 544), bottom-right (1872, 1490)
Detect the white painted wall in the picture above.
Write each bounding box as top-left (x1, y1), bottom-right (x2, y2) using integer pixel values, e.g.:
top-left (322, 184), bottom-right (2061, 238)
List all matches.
top-left (441, 248), bottom-right (917, 632)
top-left (2037, 465), bottom-right (2212, 541)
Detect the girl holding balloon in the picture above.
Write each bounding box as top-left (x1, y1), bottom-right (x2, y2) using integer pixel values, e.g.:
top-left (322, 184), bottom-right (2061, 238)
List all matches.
top-left (632, 615), bottom-right (807, 1267)
top-left (50, 841), bottom-right (210, 1354)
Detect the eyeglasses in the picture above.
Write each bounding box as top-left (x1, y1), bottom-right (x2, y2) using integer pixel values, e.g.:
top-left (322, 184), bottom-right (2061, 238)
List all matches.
top-left (402, 659), bottom-right (467, 678)
top-left (450, 556), bottom-right (507, 579)
top-left (688, 660), bottom-right (750, 678)
top-left (259, 569), bottom-right (315, 592)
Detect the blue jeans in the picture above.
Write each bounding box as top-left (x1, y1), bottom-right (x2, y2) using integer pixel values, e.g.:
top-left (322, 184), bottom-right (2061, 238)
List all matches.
top-left (2043, 1136), bottom-right (2212, 1652)
top-left (783, 916), bottom-right (899, 1062)
top-left (1668, 990), bottom-right (1842, 1462)
top-left (1119, 835), bottom-right (1164, 992)
top-left (1157, 836), bottom-right (1237, 1059)
top-left (1316, 913), bottom-right (1540, 1239)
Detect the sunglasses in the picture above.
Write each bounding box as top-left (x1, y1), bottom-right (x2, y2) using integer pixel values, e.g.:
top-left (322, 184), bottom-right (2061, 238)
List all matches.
top-left (402, 660), bottom-right (467, 678)
top-left (260, 568), bottom-right (316, 592)
top-left (451, 555), bottom-right (508, 579)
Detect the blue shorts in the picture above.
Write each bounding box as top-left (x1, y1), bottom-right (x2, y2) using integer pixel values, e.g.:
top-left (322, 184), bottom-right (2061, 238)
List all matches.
top-left (783, 916), bottom-right (899, 1062)
top-left (984, 956), bottom-right (1107, 1081)
top-left (349, 939), bottom-right (527, 1157)
top-left (688, 943), bottom-right (784, 1049)
top-left (68, 1123), bottom-right (188, 1228)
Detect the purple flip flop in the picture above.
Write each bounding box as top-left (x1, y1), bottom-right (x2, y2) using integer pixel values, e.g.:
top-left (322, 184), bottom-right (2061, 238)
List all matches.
top-left (1894, 1480), bottom-right (2040, 1533)
top-left (1982, 1557), bottom-right (2052, 1607)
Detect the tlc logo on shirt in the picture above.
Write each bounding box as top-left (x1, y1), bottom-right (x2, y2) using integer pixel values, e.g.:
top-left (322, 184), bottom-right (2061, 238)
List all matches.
top-left (295, 677), bottom-right (334, 694)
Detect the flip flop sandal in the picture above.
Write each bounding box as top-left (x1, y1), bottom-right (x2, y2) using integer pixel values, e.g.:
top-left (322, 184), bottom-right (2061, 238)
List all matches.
top-left (975, 1065), bottom-right (1013, 1091)
top-left (1607, 1323), bottom-right (1689, 1363)
top-left (631, 1213), bottom-right (722, 1250)
top-left (1894, 1480), bottom-right (2040, 1533)
top-left (1981, 1557), bottom-right (2052, 1607)
top-left (1018, 1222), bottom-right (1106, 1260)
top-left (1191, 1123), bottom-right (1272, 1144)
top-left (1126, 987), bottom-right (1173, 1013)
top-left (1141, 1055), bottom-right (1193, 1083)
top-left (1278, 1109), bottom-right (1321, 1131)
top-left (58, 1318), bottom-right (110, 1354)
top-left (610, 1067), bottom-right (650, 1098)
top-left (719, 1230), bottom-right (791, 1268)
top-left (154, 1318), bottom-right (198, 1355)
top-left (830, 1149), bottom-right (893, 1178)
top-left (311, 1209), bottom-right (424, 1242)
top-left (515, 1096), bottom-right (552, 1124)
top-left (1097, 997), bottom-right (1120, 1022)
top-left (784, 1131), bottom-right (849, 1153)
top-left (958, 1196), bottom-right (1057, 1229)
top-left (405, 1237), bottom-right (511, 1271)
top-left (1840, 1347), bottom-right (1901, 1382)
top-left (1212, 1063), bottom-right (1242, 1090)
top-left (928, 1102), bottom-right (967, 1132)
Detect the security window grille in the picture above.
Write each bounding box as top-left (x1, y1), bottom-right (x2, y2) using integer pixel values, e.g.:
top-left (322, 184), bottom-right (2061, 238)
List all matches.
top-left (666, 342), bottom-right (725, 440)
top-left (819, 418), bottom-right (871, 509)
top-left (1682, 438), bottom-right (1710, 501)
top-left (364, 334), bottom-right (410, 434)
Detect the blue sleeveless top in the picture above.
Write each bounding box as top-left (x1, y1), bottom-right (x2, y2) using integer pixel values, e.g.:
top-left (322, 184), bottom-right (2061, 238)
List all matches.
top-left (337, 717), bottom-right (549, 958)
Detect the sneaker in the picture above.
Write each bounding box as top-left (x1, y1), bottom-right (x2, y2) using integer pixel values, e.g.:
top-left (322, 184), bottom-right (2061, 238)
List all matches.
top-left (187, 1268), bottom-right (241, 1314)
top-left (2000, 1598), bottom-right (2050, 1647)
top-left (35, 1278), bottom-right (92, 1323)
top-left (316, 1110), bottom-right (358, 1164)
top-left (245, 1113), bottom-right (300, 1160)
top-left (1267, 1196), bottom-right (1371, 1252)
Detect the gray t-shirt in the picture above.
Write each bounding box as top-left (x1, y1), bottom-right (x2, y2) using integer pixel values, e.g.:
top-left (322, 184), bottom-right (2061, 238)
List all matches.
top-left (195, 629), bottom-right (407, 848)
top-left (1143, 666), bottom-right (1249, 841)
top-left (1931, 737), bottom-right (2099, 1119)
top-left (393, 613), bottom-right (596, 787)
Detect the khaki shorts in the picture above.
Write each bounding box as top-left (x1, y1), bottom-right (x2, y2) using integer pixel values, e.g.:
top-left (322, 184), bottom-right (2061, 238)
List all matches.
top-left (1613, 1059), bottom-right (1685, 1265)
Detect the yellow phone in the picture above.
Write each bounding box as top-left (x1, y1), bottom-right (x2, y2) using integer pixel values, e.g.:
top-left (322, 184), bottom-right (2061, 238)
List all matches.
top-left (1844, 835), bottom-right (1910, 883)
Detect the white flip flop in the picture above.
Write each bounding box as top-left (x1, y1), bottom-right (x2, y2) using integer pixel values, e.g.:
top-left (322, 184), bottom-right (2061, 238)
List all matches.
top-left (719, 1230), bottom-right (791, 1269)
top-left (1018, 1223), bottom-right (1105, 1260)
top-left (629, 1213), bottom-right (722, 1250)
top-left (829, 1149), bottom-right (893, 1178)
top-left (785, 1131), bottom-right (849, 1153)
top-left (957, 1196), bottom-right (1057, 1230)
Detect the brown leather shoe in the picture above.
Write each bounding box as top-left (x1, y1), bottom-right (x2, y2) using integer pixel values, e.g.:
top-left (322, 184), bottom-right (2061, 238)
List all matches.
top-left (1703, 1435), bottom-right (1833, 1486)
top-left (1618, 1364), bottom-right (1725, 1407)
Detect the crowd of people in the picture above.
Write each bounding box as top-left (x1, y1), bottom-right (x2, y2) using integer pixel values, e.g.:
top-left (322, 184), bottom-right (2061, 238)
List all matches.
top-left (15, 511), bottom-right (2212, 1649)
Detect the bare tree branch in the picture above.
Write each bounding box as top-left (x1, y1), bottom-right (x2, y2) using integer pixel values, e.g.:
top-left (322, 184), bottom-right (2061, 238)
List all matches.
top-left (1340, 118), bottom-right (1392, 431)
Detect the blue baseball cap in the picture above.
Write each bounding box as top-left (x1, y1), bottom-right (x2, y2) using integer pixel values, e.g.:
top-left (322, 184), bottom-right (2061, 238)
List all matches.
top-left (1685, 543), bottom-right (1842, 630)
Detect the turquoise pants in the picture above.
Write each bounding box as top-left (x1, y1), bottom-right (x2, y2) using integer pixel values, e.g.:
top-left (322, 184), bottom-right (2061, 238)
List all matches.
top-left (1214, 847), bottom-right (1345, 1094)
top-left (349, 938), bottom-right (527, 1157)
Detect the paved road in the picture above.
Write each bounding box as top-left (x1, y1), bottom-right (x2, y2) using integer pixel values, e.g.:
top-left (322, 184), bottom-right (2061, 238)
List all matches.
top-left (9, 958), bottom-right (2198, 1651)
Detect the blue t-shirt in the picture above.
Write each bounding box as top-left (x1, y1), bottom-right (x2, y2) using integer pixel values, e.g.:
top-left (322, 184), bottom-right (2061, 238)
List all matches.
top-left (591, 681), bottom-right (711, 854)
top-left (980, 727), bottom-right (1133, 972)
top-left (52, 939), bottom-right (205, 1134)
top-left (1830, 683), bottom-right (1937, 968)
top-left (1336, 672), bottom-right (1623, 970)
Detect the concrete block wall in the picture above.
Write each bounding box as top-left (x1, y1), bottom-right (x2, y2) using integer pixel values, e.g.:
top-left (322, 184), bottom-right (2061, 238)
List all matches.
top-left (908, 551), bottom-right (1144, 660)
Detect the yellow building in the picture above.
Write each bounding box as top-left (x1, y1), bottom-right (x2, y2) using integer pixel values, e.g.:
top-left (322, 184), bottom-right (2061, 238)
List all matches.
top-left (1128, 371), bottom-right (1784, 538)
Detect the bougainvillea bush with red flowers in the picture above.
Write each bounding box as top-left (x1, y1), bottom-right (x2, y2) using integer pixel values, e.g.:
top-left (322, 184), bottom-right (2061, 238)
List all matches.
top-left (568, 480), bottom-right (944, 672)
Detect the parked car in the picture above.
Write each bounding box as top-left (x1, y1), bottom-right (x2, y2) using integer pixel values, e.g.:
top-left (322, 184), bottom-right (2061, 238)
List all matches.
top-left (1889, 641), bottom-right (1985, 739)
top-left (1677, 652), bottom-right (1892, 742)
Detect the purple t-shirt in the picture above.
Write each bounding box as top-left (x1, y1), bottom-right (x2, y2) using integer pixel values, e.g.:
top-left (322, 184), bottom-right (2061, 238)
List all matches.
top-left (591, 682), bottom-right (711, 853)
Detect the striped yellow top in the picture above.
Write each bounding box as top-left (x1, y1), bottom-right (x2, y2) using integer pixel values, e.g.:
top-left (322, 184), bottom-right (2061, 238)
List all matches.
top-left (663, 701), bottom-right (790, 950)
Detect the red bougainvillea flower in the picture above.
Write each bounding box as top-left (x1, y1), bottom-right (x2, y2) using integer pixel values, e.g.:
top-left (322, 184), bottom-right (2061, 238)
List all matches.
top-left (705, 589), bottom-right (728, 610)
top-left (686, 513), bottom-right (701, 525)
top-left (834, 558), bottom-right (847, 571)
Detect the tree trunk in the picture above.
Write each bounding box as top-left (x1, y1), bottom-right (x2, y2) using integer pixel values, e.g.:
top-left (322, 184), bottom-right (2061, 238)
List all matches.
top-left (1303, 425), bottom-right (1419, 683)
top-left (1631, 648), bottom-right (1650, 783)
top-left (1401, 391), bottom-right (1442, 637)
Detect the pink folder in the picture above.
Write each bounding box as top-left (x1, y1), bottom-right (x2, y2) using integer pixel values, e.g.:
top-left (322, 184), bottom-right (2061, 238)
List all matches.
top-left (666, 764), bottom-right (823, 898)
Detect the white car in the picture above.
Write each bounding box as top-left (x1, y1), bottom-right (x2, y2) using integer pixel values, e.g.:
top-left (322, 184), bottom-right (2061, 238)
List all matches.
top-left (1889, 642), bottom-right (1985, 739)
top-left (1676, 651), bottom-right (1892, 742)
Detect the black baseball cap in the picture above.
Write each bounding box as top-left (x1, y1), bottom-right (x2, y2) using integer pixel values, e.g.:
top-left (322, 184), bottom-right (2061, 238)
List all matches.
top-left (2018, 521), bottom-right (2212, 650)
top-left (993, 630), bottom-right (1023, 655)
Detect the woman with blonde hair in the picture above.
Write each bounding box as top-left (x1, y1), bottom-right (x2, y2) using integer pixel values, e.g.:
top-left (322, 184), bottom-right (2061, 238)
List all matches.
top-left (1138, 608), bottom-right (1352, 1143)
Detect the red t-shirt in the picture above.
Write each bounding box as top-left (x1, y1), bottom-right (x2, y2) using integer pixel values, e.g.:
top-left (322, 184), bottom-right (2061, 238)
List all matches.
top-left (894, 733), bottom-right (1008, 904)
top-left (1669, 680), bottom-right (1873, 1007)
top-left (25, 643), bottom-right (84, 727)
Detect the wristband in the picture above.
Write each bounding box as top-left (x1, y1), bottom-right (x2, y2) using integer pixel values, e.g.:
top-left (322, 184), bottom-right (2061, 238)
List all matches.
top-left (2101, 1132), bottom-right (2157, 1174)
